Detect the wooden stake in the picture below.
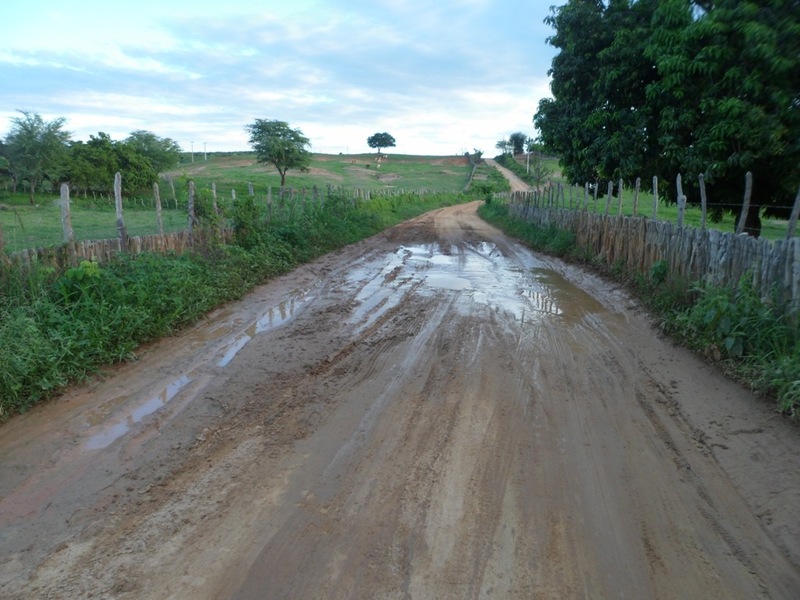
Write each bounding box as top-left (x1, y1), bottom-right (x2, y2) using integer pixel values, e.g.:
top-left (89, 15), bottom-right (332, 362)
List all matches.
top-left (652, 176), bottom-right (658, 220)
top-left (633, 177), bottom-right (640, 216)
top-left (605, 181), bottom-right (613, 216)
top-left (153, 182), bottom-right (164, 236)
top-left (736, 171), bottom-right (753, 235)
top-left (188, 180), bottom-right (197, 235)
top-left (114, 172), bottom-right (128, 248)
top-left (60, 183), bottom-right (74, 244)
top-left (699, 174), bottom-right (708, 230)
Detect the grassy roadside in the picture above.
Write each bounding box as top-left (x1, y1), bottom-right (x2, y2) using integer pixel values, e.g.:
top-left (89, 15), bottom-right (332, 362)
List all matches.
top-left (0, 153), bottom-right (473, 254)
top-left (0, 189), bottom-right (475, 419)
top-left (478, 198), bottom-right (800, 419)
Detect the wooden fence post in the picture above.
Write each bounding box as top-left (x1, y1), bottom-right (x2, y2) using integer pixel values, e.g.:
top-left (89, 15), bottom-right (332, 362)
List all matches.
top-left (60, 183), bottom-right (74, 244)
top-left (699, 174), bottom-right (708, 230)
top-left (633, 177), bottom-right (640, 216)
top-left (676, 173), bottom-right (685, 227)
top-left (593, 180), bottom-right (599, 212)
top-left (605, 181), bottom-right (613, 215)
top-left (188, 180), bottom-right (197, 235)
top-left (248, 182), bottom-right (254, 196)
top-left (153, 182), bottom-right (164, 236)
top-left (114, 172), bottom-right (128, 249)
top-left (652, 176), bottom-right (658, 220)
top-left (231, 188), bottom-right (236, 200)
top-left (211, 182), bottom-right (219, 214)
top-left (785, 185), bottom-right (800, 240)
top-left (584, 182), bottom-right (589, 211)
top-left (617, 178), bottom-right (624, 215)
top-left (736, 171), bottom-right (753, 235)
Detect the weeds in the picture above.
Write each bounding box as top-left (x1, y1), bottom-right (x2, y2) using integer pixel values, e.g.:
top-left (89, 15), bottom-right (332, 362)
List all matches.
top-left (0, 189), bottom-right (472, 418)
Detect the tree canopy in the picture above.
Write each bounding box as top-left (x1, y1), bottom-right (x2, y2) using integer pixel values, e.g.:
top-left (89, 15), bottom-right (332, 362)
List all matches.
top-left (4, 111), bottom-right (72, 203)
top-left (124, 130), bottom-right (182, 174)
top-left (367, 132), bottom-right (396, 154)
top-left (246, 119), bottom-right (312, 186)
top-left (534, 0), bottom-right (800, 234)
top-left (508, 132), bottom-right (529, 155)
top-left (67, 132), bottom-right (157, 195)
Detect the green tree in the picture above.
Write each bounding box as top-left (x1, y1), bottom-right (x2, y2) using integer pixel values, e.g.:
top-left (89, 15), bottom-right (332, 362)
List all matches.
top-left (508, 132), bottom-right (528, 155)
top-left (124, 130), bottom-right (182, 174)
top-left (534, 0), bottom-right (610, 187)
top-left (367, 132), bottom-right (396, 154)
top-left (66, 132), bottom-right (157, 196)
top-left (495, 139), bottom-right (510, 155)
top-left (646, 0), bottom-right (800, 235)
top-left (4, 111), bottom-right (71, 203)
top-left (246, 119), bottom-right (311, 187)
top-left (535, 0), bottom-right (800, 235)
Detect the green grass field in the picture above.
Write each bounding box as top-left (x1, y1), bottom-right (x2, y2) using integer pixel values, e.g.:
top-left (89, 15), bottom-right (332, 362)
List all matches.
top-left (0, 153), bottom-right (473, 253)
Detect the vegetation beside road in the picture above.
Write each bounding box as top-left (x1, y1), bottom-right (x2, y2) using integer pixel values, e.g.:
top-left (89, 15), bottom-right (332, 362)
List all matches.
top-left (0, 185), bottom-right (474, 419)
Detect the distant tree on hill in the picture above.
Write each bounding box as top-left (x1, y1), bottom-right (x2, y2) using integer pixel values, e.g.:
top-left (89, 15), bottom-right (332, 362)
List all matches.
top-left (508, 132), bottom-right (528, 155)
top-left (367, 132), bottom-right (396, 154)
top-left (246, 119), bottom-right (311, 187)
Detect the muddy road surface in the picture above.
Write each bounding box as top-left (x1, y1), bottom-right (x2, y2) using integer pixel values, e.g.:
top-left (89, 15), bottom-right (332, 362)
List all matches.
top-left (1, 202), bottom-right (799, 599)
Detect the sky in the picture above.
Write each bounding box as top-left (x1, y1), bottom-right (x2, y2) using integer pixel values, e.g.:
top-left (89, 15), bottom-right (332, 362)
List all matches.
top-left (0, 0), bottom-right (563, 156)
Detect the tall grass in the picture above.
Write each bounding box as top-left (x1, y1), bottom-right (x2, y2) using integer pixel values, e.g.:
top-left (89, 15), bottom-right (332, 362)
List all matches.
top-left (0, 189), bottom-right (472, 419)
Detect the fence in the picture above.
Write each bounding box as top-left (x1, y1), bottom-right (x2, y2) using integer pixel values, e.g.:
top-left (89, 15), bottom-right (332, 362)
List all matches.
top-left (0, 172), bottom-right (437, 273)
top-left (503, 188), bottom-right (800, 316)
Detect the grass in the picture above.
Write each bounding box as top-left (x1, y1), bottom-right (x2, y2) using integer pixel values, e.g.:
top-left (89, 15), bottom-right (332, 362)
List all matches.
top-left (0, 185), bottom-right (477, 418)
top-left (0, 153), bottom-right (473, 253)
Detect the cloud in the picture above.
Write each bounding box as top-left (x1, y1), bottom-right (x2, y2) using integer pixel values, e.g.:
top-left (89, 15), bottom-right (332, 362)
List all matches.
top-left (0, 0), bottom-right (563, 154)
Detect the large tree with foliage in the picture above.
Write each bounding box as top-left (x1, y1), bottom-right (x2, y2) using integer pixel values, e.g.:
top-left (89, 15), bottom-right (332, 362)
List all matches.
top-left (367, 132), bottom-right (396, 154)
top-left (66, 132), bottom-right (156, 196)
top-left (645, 0), bottom-right (800, 233)
top-left (246, 119), bottom-right (311, 186)
top-left (124, 130), bottom-right (182, 174)
top-left (508, 132), bottom-right (529, 156)
top-left (4, 111), bottom-right (71, 203)
top-left (534, 0), bottom-right (800, 235)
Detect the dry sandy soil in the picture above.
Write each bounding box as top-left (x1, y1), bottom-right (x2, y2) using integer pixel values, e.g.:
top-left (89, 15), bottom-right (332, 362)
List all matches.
top-left (1, 200), bottom-right (799, 599)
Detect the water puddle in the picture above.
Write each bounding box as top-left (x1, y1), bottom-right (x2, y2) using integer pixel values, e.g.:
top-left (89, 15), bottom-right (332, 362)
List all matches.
top-left (216, 290), bottom-right (315, 367)
top-left (82, 288), bottom-right (316, 450)
top-left (84, 374), bottom-right (192, 450)
top-left (354, 242), bottom-right (605, 325)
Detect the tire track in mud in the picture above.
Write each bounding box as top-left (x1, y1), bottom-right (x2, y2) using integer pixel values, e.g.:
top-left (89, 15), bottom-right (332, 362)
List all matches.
top-left (2, 202), bottom-right (799, 599)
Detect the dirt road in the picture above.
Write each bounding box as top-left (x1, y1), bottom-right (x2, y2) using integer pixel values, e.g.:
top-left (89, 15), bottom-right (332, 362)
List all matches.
top-left (1, 202), bottom-right (799, 599)
top-left (484, 158), bottom-right (530, 192)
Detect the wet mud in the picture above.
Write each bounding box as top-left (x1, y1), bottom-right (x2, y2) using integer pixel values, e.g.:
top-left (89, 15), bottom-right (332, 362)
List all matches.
top-left (1, 202), bottom-right (798, 599)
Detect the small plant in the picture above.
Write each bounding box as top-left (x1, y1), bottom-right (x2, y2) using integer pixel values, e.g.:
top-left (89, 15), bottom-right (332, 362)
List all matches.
top-left (649, 260), bottom-right (668, 285)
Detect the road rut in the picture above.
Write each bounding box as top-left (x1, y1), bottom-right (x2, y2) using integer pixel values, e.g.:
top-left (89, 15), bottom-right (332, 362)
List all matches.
top-left (1, 202), bottom-right (798, 599)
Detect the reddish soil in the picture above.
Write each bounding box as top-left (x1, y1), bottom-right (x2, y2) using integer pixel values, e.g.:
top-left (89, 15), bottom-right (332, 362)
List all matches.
top-left (1, 202), bottom-right (798, 599)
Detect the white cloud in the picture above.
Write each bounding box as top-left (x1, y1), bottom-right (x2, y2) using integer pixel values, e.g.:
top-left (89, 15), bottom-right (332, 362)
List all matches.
top-left (0, 0), bottom-right (563, 155)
